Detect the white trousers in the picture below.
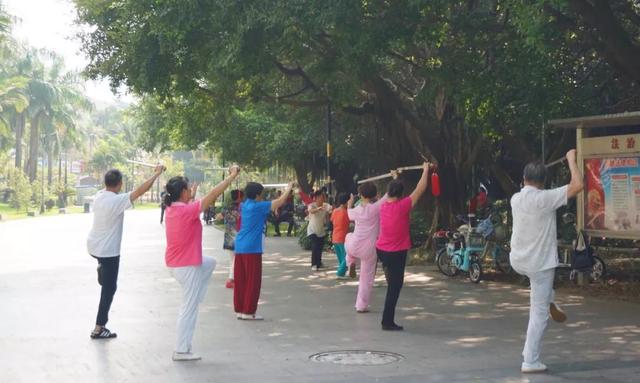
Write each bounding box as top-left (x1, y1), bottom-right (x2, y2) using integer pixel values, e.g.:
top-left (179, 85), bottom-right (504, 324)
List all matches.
top-left (522, 268), bottom-right (555, 364)
top-left (227, 250), bottom-right (235, 279)
top-left (171, 256), bottom-right (216, 353)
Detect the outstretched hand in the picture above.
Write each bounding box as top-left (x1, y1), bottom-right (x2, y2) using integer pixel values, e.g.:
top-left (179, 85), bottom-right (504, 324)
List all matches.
top-left (229, 164), bottom-right (241, 178)
top-left (565, 149), bottom-right (577, 164)
top-left (154, 164), bottom-right (166, 175)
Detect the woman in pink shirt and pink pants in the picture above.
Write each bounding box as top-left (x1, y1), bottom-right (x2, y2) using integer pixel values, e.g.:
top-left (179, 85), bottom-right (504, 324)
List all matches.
top-left (163, 166), bottom-right (240, 361)
top-left (345, 183), bottom-right (387, 313)
top-left (376, 162), bottom-right (431, 331)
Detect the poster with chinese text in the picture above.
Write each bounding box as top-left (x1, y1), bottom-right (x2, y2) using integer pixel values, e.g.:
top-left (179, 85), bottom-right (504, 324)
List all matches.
top-left (584, 157), bottom-right (640, 232)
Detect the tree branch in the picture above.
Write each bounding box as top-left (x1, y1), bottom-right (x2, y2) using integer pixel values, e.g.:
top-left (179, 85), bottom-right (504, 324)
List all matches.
top-left (273, 61), bottom-right (320, 91)
top-left (342, 102), bottom-right (375, 115)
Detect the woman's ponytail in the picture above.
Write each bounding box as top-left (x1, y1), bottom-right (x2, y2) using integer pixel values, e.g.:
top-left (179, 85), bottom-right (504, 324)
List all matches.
top-left (164, 176), bottom-right (189, 207)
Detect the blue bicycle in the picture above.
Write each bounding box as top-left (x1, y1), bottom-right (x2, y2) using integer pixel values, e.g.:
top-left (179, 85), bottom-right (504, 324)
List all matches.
top-left (435, 215), bottom-right (511, 283)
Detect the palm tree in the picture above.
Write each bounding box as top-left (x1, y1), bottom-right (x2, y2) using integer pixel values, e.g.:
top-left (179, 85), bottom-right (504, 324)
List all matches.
top-left (22, 50), bottom-right (90, 182)
top-left (0, 6), bottom-right (30, 165)
top-left (41, 79), bottom-right (91, 184)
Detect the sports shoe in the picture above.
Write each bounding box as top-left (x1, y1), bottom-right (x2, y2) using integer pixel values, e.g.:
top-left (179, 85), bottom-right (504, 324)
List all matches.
top-left (356, 308), bottom-right (370, 313)
top-left (225, 279), bottom-right (235, 289)
top-left (521, 361), bottom-right (547, 373)
top-left (348, 263), bottom-right (357, 278)
top-left (336, 275), bottom-right (349, 280)
top-left (172, 352), bottom-right (202, 362)
top-left (311, 265), bottom-right (318, 271)
top-left (90, 327), bottom-right (117, 339)
top-left (549, 302), bottom-right (567, 323)
top-left (239, 314), bottom-right (264, 321)
top-left (381, 323), bottom-right (404, 331)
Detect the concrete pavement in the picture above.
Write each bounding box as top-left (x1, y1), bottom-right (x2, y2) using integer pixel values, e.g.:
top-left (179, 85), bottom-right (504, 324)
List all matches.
top-left (0, 209), bottom-right (639, 382)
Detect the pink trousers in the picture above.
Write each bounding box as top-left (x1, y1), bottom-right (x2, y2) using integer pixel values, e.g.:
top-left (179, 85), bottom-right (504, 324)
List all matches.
top-left (346, 237), bottom-right (377, 311)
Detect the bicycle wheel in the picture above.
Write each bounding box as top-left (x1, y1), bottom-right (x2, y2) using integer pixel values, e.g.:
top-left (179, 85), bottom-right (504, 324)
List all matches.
top-left (436, 248), bottom-right (458, 277)
top-left (469, 260), bottom-right (482, 283)
top-left (590, 255), bottom-right (606, 282)
top-left (494, 245), bottom-right (512, 274)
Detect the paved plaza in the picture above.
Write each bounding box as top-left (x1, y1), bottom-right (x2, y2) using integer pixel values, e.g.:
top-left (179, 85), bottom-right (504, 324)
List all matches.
top-left (1, 209), bottom-right (639, 382)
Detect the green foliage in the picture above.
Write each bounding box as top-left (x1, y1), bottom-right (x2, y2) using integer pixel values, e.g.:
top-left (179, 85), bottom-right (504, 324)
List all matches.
top-left (75, 0), bottom-right (640, 223)
top-left (6, 167), bottom-right (30, 211)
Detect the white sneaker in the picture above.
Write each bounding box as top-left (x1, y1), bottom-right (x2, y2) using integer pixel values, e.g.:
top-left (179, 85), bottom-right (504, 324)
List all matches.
top-left (311, 266), bottom-right (318, 271)
top-left (172, 352), bottom-right (202, 362)
top-left (239, 313), bottom-right (264, 321)
top-left (521, 361), bottom-right (547, 373)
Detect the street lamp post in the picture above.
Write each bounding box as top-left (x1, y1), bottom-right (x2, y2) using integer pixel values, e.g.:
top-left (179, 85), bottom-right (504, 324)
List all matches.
top-left (326, 103), bottom-right (332, 198)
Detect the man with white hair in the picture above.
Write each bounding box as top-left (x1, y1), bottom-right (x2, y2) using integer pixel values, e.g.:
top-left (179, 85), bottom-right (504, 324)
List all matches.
top-left (510, 149), bottom-right (584, 373)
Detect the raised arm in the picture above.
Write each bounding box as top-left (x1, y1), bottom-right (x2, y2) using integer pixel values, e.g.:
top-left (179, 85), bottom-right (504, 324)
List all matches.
top-left (272, 182), bottom-right (294, 212)
top-left (130, 164), bottom-right (165, 202)
top-left (200, 165), bottom-right (241, 213)
top-left (565, 149), bottom-right (584, 199)
top-left (347, 193), bottom-right (356, 209)
top-left (190, 182), bottom-right (200, 201)
top-left (409, 162), bottom-right (431, 207)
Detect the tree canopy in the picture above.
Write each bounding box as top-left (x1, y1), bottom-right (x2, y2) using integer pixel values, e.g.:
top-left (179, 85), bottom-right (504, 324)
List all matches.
top-left (74, 0), bottom-right (640, 224)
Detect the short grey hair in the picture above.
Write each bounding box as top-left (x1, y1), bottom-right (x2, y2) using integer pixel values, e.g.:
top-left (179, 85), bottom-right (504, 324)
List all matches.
top-left (523, 162), bottom-right (546, 185)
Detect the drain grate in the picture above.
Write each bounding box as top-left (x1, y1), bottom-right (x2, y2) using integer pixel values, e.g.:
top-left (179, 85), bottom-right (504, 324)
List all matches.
top-left (309, 350), bottom-right (404, 366)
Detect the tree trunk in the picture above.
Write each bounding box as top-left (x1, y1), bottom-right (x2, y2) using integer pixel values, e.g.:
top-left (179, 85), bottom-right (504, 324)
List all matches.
top-left (14, 113), bottom-right (25, 169)
top-left (47, 147), bottom-right (53, 185)
top-left (25, 111), bottom-right (44, 182)
top-left (293, 162), bottom-right (314, 194)
top-left (58, 155), bottom-right (62, 182)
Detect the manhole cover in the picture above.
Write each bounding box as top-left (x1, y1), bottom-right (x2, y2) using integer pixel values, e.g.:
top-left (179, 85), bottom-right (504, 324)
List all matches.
top-left (309, 350), bottom-right (404, 366)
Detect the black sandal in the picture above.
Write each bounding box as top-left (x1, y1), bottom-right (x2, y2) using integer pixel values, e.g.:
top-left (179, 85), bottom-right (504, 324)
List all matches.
top-left (91, 327), bottom-right (117, 339)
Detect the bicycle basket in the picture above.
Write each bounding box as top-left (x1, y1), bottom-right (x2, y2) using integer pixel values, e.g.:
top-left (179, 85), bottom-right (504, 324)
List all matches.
top-left (467, 232), bottom-right (484, 248)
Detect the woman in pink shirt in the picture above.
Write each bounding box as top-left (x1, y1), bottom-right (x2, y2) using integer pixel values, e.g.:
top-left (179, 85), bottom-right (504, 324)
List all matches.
top-left (163, 165), bottom-right (240, 362)
top-left (345, 183), bottom-right (387, 313)
top-left (376, 162), bottom-right (431, 331)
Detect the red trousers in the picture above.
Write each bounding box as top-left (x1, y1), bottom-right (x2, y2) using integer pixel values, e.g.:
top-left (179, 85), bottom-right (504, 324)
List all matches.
top-left (233, 254), bottom-right (262, 314)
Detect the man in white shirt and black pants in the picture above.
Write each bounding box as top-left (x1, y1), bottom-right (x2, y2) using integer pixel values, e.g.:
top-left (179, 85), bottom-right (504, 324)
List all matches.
top-left (87, 165), bottom-right (165, 339)
top-left (510, 149), bottom-right (583, 373)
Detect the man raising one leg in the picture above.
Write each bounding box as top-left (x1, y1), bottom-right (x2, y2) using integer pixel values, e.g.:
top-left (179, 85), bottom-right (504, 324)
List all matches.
top-left (510, 149), bottom-right (583, 373)
top-left (87, 165), bottom-right (165, 339)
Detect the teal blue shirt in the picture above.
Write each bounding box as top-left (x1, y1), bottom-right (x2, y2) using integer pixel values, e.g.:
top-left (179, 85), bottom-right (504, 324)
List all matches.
top-left (234, 199), bottom-right (272, 254)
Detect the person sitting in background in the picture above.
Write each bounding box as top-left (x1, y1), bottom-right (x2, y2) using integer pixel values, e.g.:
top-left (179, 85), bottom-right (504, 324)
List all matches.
top-left (275, 194), bottom-right (295, 237)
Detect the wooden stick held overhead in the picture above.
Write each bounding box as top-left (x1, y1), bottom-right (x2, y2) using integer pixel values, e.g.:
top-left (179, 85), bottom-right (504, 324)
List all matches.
top-left (126, 159), bottom-right (157, 168)
top-left (357, 164), bottom-right (424, 184)
top-left (544, 157), bottom-right (568, 168)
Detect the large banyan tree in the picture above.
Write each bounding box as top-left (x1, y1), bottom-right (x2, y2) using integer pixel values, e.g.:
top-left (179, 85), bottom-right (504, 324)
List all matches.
top-left (74, 0), bottom-right (640, 226)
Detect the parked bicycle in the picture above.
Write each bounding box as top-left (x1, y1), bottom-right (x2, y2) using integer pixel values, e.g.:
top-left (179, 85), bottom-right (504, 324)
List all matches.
top-left (557, 213), bottom-right (606, 283)
top-left (434, 207), bottom-right (512, 283)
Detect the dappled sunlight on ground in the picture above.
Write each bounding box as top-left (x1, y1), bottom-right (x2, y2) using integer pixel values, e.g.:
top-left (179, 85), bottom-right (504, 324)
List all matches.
top-left (446, 336), bottom-right (493, 348)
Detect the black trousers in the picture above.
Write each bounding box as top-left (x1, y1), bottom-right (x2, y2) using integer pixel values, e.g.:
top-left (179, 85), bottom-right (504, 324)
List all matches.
top-left (94, 255), bottom-right (120, 326)
top-left (377, 249), bottom-right (408, 326)
top-left (309, 234), bottom-right (325, 267)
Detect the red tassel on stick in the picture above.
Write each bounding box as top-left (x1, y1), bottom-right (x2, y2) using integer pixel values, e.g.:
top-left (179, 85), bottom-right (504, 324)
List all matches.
top-left (431, 171), bottom-right (441, 197)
